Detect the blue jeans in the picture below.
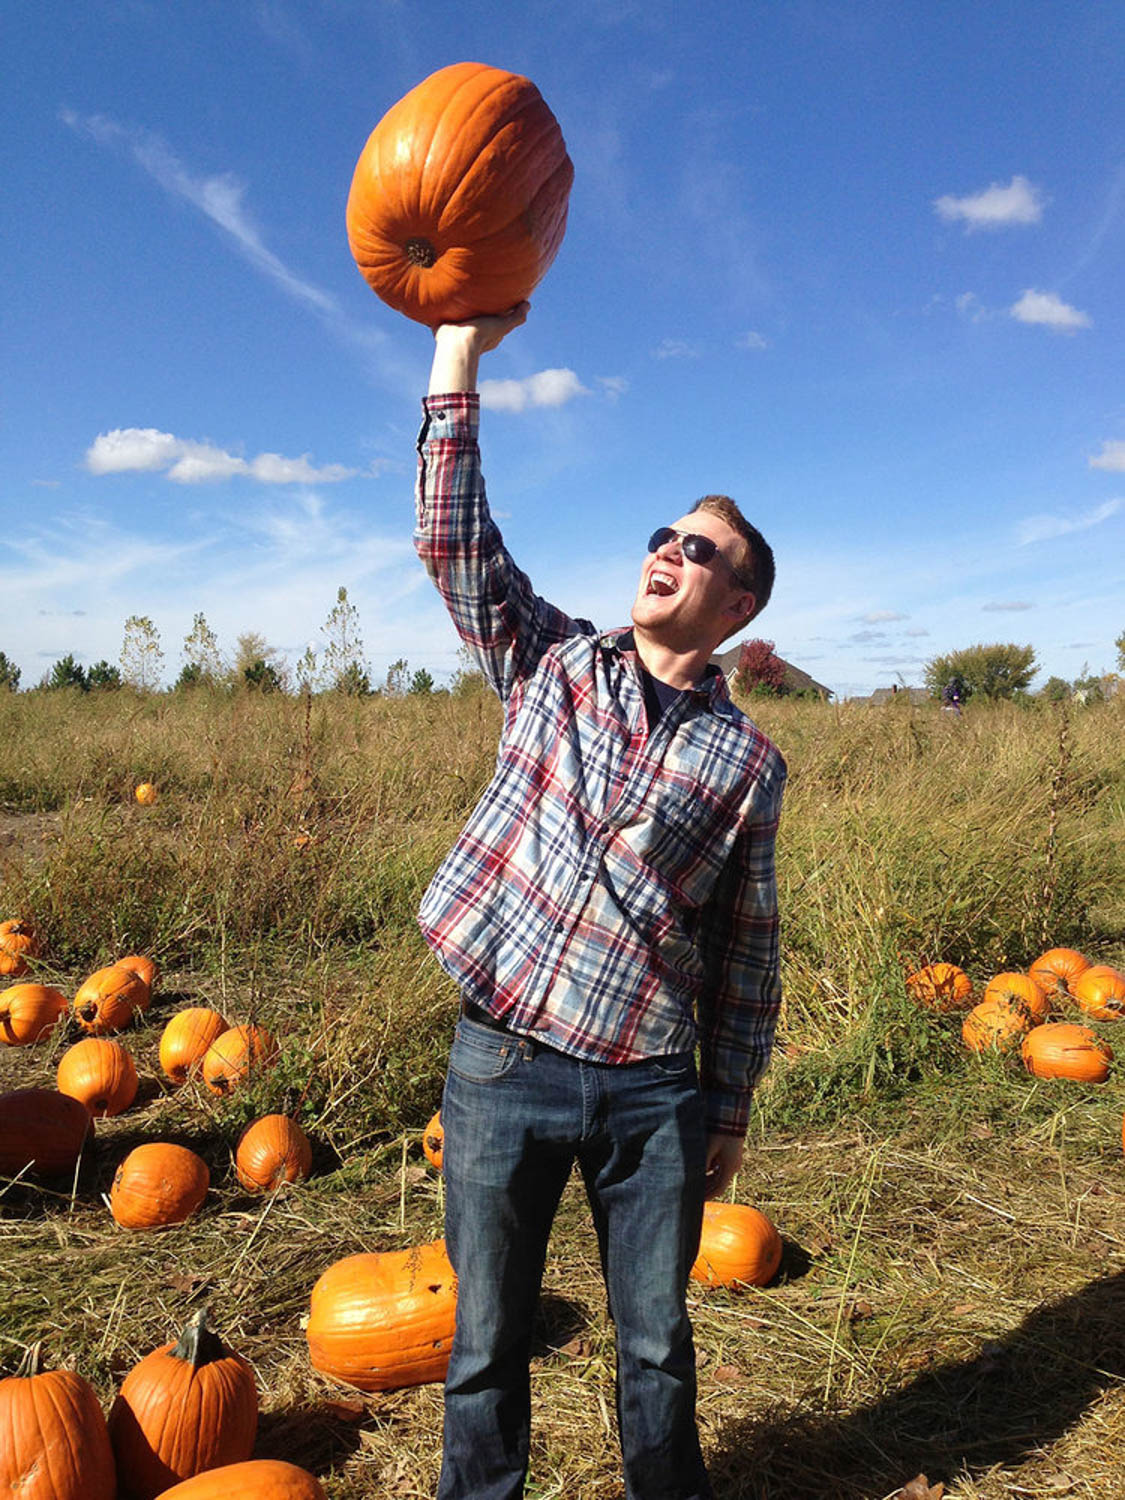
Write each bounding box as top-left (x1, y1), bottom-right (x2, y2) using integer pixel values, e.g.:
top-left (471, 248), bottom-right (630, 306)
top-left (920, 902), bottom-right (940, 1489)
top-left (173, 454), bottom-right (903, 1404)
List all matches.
top-left (437, 1013), bottom-right (712, 1500)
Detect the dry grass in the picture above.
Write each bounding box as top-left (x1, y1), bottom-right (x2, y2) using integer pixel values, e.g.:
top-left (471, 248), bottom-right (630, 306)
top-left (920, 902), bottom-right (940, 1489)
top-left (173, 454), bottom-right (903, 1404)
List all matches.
top-left (2, 687), bottom-right (1124, 1497)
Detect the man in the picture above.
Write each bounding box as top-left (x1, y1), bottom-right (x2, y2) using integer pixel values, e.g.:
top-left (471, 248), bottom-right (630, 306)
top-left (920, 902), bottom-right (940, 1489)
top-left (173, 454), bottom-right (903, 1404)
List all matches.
top-left (413, 303), bottom-right (786, 1500)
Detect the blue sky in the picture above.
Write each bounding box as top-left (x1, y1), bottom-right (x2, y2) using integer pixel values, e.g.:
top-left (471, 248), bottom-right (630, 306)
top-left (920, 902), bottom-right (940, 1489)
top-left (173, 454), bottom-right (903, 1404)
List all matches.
top-left (4, 1), bottom-right (1123, 698)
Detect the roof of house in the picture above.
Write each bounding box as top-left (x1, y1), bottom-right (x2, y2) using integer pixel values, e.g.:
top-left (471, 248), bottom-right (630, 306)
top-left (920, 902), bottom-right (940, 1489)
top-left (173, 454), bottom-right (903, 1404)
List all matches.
top-left (710, 644), bottom-right (833, 699)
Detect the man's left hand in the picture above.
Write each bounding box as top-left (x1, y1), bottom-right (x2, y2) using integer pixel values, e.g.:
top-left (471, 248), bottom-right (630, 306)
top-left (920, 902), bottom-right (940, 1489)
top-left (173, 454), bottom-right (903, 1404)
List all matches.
top-left (703, 1133), bottom-right (743, 1200)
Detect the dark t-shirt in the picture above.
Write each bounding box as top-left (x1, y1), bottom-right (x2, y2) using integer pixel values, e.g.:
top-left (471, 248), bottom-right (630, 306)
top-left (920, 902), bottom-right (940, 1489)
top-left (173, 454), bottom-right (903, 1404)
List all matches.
top-left (641, 668), bottom-right (686, 733)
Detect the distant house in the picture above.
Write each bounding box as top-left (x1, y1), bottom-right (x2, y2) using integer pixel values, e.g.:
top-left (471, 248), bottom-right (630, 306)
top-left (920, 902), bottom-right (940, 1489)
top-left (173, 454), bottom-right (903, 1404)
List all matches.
top-left (710, 645), bottom-right (833, 700)
top-left (868, 686), bottom-right (930, 706)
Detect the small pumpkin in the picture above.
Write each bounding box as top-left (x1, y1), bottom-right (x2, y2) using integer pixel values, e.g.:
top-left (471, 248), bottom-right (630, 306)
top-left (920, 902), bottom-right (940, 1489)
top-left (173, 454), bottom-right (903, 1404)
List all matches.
top-left (982, 971), bottom-right (1050, 1023)
top-left (235, 1114), bottom-right (313, 1193)
top-left (109, 1309), bottom-right (258, 1500)
top-left (73, 963), bottom-right (148, 1035)
top-left (347, 61), bottom-right (574, 327)
top-left (690, 1201), bottom-right (782, 1288)
top-left (422, 1110), bottom-right (444, 1171)
top-left (156, 1460), bottom-right (327, 1500)
top-left (160, 1008), bottom-right (229, 1085)
top-left (202, 1024), bottom-right (277, 1096)
top-left (961, 995), bottom-right (1034, 1054)
top-left (1071, 965), bottom-right (1125, 1022)
top-left (111, 1142), bottom-right (210, 1229)
top-left (0, 1343), bottom-right (116, 1500)
top-left (0, 918), bottom-right (40, 978)
top-left (1029, 946), bottom-right (1090, 1000)
top-left (0, 1088), bottom-right (93, 1177)
top-left (57, 1036), bottom-right (139, 1117)
top-left (135, 782), bottom-right (159, 805)
top-left (306, 1240), bottom-right (458, 1390)
top-left (904, 962), bottom-right (973, 1011)
top-left (1021, 1022), bottom-right (1114, 1083)
top-left (0, 982), bottom-right (68, 1046)
top-left (116, 953), bottom-right (159, 1010)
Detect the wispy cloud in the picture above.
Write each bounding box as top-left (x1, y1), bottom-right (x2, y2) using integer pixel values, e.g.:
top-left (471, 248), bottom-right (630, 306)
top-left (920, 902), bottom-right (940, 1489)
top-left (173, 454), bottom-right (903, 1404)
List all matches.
top-left (859, 610), bottom-right (908, 623)
top-left (1017, 498), bottom-right (1123, 545)
top-left (982, 600), bottom-right (1034, 612)
top-left (597, 375), bottom-right (629, 402)
top-left (60, 109), bottom-right (339, 316)
top-left (934, 174), bottom-right (1045, 230)
top-left (1090, 441), bottom-right (1125, 472)
top-left (737, 331), bottom-right (768, 351)
top-left (653, 339), bottom-right (701, 360)
top-left (1010, 289), bottom-right (1091, 333)
top-left (478, 369), bottom-right (590, 413)
top-left (86, 428), bottom-right (358, 484)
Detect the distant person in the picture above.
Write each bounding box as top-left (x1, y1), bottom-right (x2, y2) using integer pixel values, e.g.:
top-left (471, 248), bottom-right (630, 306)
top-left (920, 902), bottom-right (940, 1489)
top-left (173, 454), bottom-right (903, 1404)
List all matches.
top-left (941, 679), bottom-right (963, 716)
top-left (413, 301), bottom-right (786, 1500)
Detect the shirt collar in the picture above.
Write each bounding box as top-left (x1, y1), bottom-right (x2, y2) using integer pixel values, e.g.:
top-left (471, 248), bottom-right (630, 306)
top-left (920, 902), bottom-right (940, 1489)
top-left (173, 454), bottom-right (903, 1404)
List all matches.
top-left (599, 629), bottom-right (731, 709)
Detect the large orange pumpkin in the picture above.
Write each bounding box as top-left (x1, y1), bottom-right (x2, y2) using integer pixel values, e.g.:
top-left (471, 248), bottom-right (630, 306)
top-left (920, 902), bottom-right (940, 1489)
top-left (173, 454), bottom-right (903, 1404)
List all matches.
top-left (690, 1202), bottom-right (783, 1288)
top-left (1071, 965), bottom-right (1125, 1022)
top-left (961, 995), bottom-right (1035, 1054)
top-left (201, 1024), bottom-right (277, 1096)
top-left (73, 963), bottom-right (148, 1034)
top-left (156, 1460), bottom-right (327, 1500)
top-left (0, 982), bottom-right (68, 1046)
top-left (422, 1109), bottom-right (444, 1171)
top-left (0, 1343), bottom-right (116, 1500)
top-left (347, 61), bottom-right (574, 326)
top-left (116, 953), bottom-right (158, 1011)
top-left (982, 971), bottom-right (1050, 1023)
top-left (0, 918), bottom-right (40, 978)
top-left (109, 1309), bottom-right (258, 1500)
top-left (57, 1036), bottom-right (139, 1117)
top-left (0, 1088), bottom-right (93, 1177)
top-left (904, 962), bottom-right (973, 1011)
top-left (159, 1008), bottom-right (229, 1085)
top-left (1021, 1022), bottom-right (1114, 1083)
top-left (111, 1142), bottom-right (210, 1229)
top-left (235, 1115), bottom-right (313, 1193)
top-left (1029, 946), bottom-right (1090, 1000)
top-left (306, 1240), bottom-right (458, 1391)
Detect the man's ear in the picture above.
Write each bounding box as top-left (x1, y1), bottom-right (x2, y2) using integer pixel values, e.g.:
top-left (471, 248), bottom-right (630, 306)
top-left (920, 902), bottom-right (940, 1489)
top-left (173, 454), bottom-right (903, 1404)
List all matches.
top-left (731, 589), bottom-right (756, 623)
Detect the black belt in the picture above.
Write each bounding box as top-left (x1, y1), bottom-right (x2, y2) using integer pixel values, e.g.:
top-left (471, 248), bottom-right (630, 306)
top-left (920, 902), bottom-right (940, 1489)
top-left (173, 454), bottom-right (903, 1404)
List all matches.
top-left (460, 999), bottom-right (512, 1032)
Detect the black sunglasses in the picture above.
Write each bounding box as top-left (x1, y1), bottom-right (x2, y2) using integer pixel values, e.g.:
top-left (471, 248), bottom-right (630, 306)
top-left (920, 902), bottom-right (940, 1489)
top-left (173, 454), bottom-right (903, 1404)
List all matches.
top-left (648, 527), bottom-right (753, 592)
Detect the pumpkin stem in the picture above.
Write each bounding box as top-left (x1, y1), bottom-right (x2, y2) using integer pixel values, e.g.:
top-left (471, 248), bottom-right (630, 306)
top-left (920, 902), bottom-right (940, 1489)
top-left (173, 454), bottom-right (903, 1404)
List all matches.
top-left (172, 1308), bottom-right (228, 1369)
top-left (404, 237), bottom-right (437, 268)
top-left (16, 1342), bottom-right (45, 1378)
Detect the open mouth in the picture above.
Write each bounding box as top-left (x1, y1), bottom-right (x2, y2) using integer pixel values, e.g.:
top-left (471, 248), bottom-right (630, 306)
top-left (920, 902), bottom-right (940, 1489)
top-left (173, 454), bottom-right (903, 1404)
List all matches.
top-left (646, 570), bottom-right (679, 597)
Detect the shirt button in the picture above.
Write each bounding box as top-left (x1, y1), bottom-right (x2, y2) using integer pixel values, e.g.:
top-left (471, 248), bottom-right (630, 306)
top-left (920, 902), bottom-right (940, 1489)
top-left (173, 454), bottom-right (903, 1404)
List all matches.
top-left (433, 409), bottom-right (446, 421)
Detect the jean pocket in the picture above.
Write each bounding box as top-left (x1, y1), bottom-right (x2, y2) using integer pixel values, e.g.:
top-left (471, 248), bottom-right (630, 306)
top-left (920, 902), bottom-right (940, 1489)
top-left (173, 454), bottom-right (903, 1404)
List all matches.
top-left (448, 1022), bottom-right (521, 1083)
top-left (648, 1050), bottom-right (697, 1080)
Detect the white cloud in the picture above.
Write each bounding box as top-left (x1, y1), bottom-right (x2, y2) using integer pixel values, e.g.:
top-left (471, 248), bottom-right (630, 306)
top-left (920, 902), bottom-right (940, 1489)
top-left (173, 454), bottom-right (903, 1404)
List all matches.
top-left (859, 610), bottom-right (908, 623)
top-left (934, 174), bottom-right (1045, 230)
top-left (982, 600), bottom-right (1034, 612)
top-left (85, 428), bottom-right (357, 485)
top-left (597, 376), bottom-right (630, 402)
top-left (737, 331), bottom-right (768, 351)
top-left (1017, 498), bottom-right (1123, 545)
top-left (904, 627), bottom-right (931, 638)
top-left (478, 369), bottom-right (589, 413)
top-left (1090, 441), bottom-right (1125, 472)
top-left (1009, 289), bottom-right (1091, 333)
top-left (653, 339), bottom-right (701, 360)
top-left (955, 292), bottom-right (991, 323)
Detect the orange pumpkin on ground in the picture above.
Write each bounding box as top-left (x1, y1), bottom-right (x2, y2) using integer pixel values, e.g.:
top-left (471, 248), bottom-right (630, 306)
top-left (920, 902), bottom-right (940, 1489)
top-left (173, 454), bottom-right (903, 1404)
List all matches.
top-left (982, 971), bottom-right (1050, 1023)
top-left (0, 982), bottom-right (68, 1046)
top-left (109, 1309), bottom-right (258, 1500)
top-left (1029, 946), bottom-right (1090, 1000)
top-left (111, 1142), bottom-right (210, 1229)
top-left (1021, 1022), bottom-right (1114, 1083)
top-left (160, 1007), bottom-right (229, 1085)
top-left (0, 918), bottom-right (40, 978)
top-left (135, 782), bottom-right (158, 805)
top-left (962, 996), bottom-right (1035, 1054)
top-left (202, 1024), bottom-right (277, 1096)
top-left (423, 1110), bottom-right (444, 1171)
top-left (116, 953), bottom-right (158, 1010)
top-left (235, 1115), bottom-right (313, 1193)
top-left (1071, 965), bottom-right (1125, 1021)
top-left (347, 61), bottom-right (574, 327)
top-left (73, 963), bottom-right (148, 1034)
top-left (690, 1202), bottom-right (783, 1288)
top-left (57, 1036), bottom-right (139, 1117)
top-left (0, 1343), bottom-right (116, 1500)
top-left (307, 1240), bottom-right (458, 1391)
top-left (156, 1460), bottom-right (327, 1500)
top-left (904, 963), bottom-right (973, 1011)
top-left (0, 1088), bottom-right (93, 1177)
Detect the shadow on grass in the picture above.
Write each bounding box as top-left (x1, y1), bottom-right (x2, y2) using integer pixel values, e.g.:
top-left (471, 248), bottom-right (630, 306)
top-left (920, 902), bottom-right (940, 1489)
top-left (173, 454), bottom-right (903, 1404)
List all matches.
top-left (711, 1270), bottom-right (1125, 1498)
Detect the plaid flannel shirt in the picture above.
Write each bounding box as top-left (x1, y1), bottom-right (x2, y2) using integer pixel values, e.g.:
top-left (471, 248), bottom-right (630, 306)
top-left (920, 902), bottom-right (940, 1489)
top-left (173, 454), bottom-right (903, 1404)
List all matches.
top-left (414, 393), bottom-right (786, 1136)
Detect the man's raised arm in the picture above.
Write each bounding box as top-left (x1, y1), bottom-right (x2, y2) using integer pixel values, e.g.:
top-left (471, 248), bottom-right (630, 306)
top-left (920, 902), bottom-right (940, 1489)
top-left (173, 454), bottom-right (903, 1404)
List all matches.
top-left (427, 303), bottom-right (530, 395)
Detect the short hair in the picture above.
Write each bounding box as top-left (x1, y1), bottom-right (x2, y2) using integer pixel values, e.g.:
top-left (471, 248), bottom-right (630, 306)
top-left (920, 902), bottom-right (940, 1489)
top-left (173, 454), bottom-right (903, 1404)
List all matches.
top-left (690, 495), bottom-right (775, 626)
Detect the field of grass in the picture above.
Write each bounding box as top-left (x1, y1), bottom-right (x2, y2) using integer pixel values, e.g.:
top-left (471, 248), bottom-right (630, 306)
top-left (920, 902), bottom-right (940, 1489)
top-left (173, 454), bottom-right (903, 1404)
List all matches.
top-left (2, 686), bottom-right (1123, 1498)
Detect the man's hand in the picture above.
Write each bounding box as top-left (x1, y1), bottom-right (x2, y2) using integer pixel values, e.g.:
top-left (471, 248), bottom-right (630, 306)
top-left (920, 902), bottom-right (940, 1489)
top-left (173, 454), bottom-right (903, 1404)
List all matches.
top-left (428, 302), bottom-right (530, 394)
top-left (703, 1133), bottom-right (743, 1200)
